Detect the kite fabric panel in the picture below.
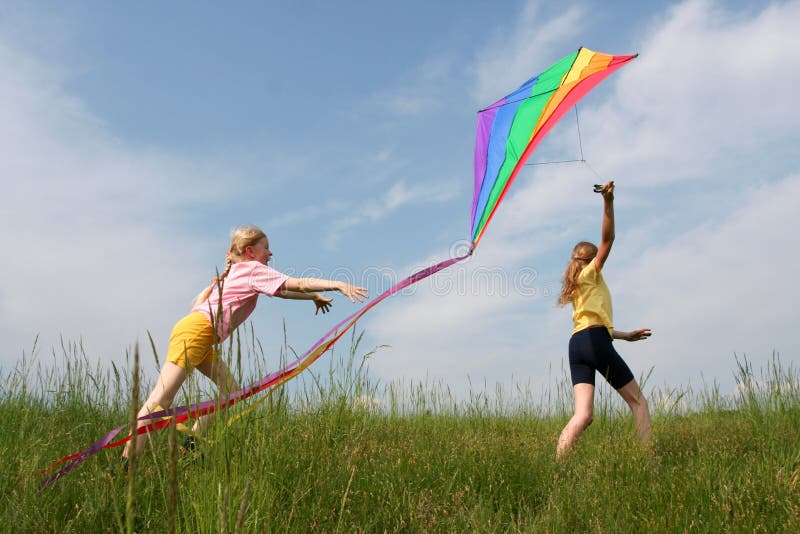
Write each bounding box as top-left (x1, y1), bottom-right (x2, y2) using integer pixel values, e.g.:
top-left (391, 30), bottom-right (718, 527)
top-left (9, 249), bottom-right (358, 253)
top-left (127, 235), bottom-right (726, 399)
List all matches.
top-left (471, 47), bottom-right (637, 248)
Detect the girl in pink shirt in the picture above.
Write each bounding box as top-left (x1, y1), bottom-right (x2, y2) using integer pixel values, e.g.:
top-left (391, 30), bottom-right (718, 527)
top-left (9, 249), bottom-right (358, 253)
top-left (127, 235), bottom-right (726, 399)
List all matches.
top-left (122, 225), bottom-right (368, 460)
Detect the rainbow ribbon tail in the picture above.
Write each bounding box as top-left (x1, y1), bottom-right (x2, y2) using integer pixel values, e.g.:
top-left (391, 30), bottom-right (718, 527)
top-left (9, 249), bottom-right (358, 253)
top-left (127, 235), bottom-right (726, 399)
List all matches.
top-left (39, 250), bottom-right (472, 489)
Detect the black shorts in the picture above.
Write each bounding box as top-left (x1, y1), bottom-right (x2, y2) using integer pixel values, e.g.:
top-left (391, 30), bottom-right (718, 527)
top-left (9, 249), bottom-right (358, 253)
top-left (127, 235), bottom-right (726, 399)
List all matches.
top-left (568, 326), bottom-right (634, 389)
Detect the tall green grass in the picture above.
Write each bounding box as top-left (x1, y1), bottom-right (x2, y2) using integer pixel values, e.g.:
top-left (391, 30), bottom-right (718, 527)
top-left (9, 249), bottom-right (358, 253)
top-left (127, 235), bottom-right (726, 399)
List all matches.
top-left (1, 331), bottom-right (798, 532)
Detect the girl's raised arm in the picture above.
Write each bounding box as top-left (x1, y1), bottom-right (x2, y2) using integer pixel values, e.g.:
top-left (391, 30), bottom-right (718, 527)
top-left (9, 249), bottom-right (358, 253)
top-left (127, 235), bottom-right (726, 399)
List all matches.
top-left (594, 181), bottom-right (615, 272)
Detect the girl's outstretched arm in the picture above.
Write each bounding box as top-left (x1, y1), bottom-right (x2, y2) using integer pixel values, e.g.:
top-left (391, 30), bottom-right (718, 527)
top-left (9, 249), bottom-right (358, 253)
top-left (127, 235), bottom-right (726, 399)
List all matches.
top-left (612, 328), bottom-right (652, 342)
top-left (275, 289), bottom-right (333, 315)
top-left (281, 278), bottom-right (368, 303)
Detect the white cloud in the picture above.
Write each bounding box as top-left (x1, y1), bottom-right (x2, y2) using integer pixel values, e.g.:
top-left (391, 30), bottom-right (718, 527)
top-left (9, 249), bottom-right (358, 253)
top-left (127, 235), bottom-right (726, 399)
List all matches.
top-left (613, 172), bottom-right (800, 382)
top-left (586, 0), bottom-right (800, 184)
top-left (0, 34), bottom-right (232, 373)
top-left (363, 0), bottom-right (800, 400)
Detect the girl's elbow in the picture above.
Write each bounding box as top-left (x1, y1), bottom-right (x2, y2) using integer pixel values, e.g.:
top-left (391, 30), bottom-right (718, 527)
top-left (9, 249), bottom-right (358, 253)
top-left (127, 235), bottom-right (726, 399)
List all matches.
top-left (282, 278), bottom-right (301, 292)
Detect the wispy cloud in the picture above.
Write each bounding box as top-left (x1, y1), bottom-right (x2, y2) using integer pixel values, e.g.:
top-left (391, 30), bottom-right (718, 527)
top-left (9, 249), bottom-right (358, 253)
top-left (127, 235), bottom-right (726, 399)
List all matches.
top-left (326, 180), bottom-right (458, 248)
top-left (469, 2), bottom-right (585, 105)
top-left (366, 55), bottom-right (456, 118)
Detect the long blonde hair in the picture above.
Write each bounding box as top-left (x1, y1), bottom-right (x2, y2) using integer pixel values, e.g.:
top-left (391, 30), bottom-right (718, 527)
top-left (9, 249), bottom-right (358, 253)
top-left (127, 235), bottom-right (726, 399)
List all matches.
top-left (194, 225), bottom-right (267, 305)
top-left (557, 241), bottom-right (597, 306)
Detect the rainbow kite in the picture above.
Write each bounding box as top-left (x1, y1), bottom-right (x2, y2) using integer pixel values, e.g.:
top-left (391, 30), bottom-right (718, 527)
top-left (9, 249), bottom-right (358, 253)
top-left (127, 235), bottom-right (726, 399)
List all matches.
top-left (471, 47), bottom-right (637, 247)
top-left (39, 47), bottom-right (636, 488)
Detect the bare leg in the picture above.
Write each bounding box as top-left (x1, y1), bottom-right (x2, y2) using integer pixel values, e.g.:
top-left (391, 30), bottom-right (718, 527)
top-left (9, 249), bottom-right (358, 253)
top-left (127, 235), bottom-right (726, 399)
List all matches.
top-left (123, 362), bottom-right (188, 459)
top-left (190, 359), bottom-right (240, 436)
top-left (557, 383), bottom-right (595, 458)
top-left (617, 379), bottom-right (651, 445)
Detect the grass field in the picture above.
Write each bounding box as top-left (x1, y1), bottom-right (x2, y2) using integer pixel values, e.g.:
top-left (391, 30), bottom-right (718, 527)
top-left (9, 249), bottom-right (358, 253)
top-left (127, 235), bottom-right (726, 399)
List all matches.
top-left (1, 332), bottom-right (799, 533)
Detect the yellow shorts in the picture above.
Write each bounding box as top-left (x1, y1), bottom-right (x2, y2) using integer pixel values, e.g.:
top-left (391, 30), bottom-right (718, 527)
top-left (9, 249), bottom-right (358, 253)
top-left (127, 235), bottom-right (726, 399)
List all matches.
top-left (166, 312), bottom-right (217, 371)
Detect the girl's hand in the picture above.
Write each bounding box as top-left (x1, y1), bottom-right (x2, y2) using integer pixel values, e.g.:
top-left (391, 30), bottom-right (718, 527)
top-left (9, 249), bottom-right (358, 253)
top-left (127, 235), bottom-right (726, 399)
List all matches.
top-left (601, 180), bottom-right (615, 201)
top-left (627, 328), bottom-right (651, 342)
top-left (337, 282), bottom-right (369, 303)
top-left (313, 294), bottom-right (333, 315)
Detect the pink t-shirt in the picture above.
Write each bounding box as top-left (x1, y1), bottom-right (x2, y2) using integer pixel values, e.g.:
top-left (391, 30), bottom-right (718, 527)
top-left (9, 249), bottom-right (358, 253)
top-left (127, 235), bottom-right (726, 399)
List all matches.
top-left (191, 261), bottom-right (289, 341)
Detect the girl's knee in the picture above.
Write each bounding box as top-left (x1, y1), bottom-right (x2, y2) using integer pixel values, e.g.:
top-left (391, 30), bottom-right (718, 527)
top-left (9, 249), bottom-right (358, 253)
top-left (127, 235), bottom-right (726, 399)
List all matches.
top-left (144, 390), bottom-right (176, 412)
top-left (627, 393), bottom-right (648, 413)
top-left (575, 412), bottom-right (593, 429)
top-left (640, 396), bottom-right (651, 416)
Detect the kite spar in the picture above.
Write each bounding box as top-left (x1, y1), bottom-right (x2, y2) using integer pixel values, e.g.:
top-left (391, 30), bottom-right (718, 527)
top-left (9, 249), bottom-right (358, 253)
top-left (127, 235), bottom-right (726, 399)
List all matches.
top-left (40, 47), bottom-right (636, 488)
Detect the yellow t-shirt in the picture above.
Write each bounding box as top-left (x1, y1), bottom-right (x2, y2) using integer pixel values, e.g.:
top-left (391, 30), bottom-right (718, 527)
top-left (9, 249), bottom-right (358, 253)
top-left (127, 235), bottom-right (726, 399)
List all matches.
top-left (572, 259), bottom-right (613, 336)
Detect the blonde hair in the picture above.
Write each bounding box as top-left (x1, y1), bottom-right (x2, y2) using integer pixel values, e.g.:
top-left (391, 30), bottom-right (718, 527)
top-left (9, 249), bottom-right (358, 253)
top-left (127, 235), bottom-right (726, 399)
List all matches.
top-left (557, 241), bottom-right (597, 306)
top-left (193, 225), bottom-right (267, 306)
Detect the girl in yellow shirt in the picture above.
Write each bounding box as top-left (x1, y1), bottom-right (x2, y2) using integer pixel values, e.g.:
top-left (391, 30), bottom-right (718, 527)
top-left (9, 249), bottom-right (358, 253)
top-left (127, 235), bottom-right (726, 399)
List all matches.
top-left (555, 181), bottom-right (652, 457)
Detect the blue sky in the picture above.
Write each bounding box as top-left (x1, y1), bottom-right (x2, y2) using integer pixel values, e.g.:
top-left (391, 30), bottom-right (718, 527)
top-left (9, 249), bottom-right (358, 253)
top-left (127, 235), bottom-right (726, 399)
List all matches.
top-left (1, 0), bottom-right (798, 405)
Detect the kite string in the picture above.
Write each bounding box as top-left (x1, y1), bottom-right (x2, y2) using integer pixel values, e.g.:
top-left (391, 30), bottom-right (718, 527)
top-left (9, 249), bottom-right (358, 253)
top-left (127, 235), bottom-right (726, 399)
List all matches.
top-left (575, 101), bottom-right (585, 160)
top-left (524, 105), bottom-right (607, 182)
top-left (574, 104), bottom-right (606, 183)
